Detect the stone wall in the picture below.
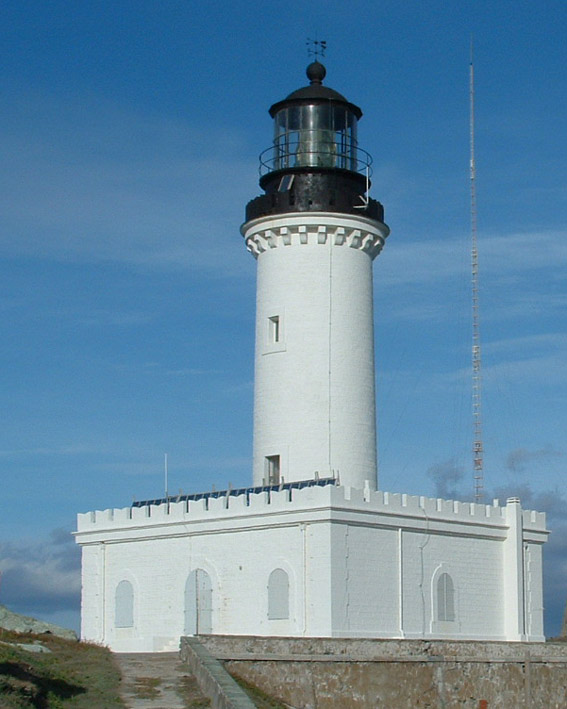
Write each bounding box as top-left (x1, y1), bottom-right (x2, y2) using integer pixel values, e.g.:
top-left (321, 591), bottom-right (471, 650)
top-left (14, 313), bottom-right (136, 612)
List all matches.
top-left (195, 635), bottom-right (567, 708)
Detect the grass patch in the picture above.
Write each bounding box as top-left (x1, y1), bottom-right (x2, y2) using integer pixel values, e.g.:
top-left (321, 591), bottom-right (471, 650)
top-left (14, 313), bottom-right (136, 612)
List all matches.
top-left (0, 628), bottom-right (124, 707)
top-left (130, 675), bottom-right (161, 699)
top-left (231, 673), bottom-right (288, 708)
top-left (177, 674), bottom-right (211, 707)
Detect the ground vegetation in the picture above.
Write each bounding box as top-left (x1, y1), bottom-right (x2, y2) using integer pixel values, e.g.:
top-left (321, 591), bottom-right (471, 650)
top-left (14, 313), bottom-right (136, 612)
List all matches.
top-left (0, 629), bottom-right (123, 708)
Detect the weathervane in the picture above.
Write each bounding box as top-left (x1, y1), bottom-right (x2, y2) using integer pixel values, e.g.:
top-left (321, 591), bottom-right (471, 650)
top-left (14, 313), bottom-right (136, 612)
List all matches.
top-left (306, 38), bottom-right (327, 60)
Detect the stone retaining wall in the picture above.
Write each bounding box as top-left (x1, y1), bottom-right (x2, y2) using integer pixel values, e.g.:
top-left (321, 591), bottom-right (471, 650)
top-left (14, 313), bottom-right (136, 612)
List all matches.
top-left (195, 635), bottom-right (567, 708)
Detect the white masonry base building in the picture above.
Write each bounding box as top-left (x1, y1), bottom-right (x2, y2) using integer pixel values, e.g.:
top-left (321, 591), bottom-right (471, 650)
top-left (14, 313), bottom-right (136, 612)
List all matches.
top-left (75, 483), bottom-right (547, 652)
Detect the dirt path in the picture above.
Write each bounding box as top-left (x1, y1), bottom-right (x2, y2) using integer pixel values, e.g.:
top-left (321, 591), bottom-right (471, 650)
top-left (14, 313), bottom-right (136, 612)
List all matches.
top-left (114, 652), bottom-right (210, 708)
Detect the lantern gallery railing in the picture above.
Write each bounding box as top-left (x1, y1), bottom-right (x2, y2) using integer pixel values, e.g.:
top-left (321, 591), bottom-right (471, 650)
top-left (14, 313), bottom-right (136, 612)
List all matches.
top-left (260, 137), bottom-right (373, 177)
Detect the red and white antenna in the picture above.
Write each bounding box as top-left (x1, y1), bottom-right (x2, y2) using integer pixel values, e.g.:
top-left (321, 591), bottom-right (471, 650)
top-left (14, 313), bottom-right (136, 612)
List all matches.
top-left (470, 39), bottom-right (484, 503)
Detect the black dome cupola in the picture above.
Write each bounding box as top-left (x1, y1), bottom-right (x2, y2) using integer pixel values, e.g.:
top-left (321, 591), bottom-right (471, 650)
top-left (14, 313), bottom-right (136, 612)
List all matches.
top-left (245, 62), bottom-right (384, 223)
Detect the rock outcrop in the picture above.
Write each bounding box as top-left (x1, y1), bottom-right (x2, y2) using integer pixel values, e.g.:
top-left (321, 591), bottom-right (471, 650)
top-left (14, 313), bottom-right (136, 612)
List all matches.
top-left (0, 605), bottom-right (77, 640)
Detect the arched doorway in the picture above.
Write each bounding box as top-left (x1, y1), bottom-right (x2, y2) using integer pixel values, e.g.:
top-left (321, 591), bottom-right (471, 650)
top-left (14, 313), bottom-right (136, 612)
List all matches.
top-left (184, 568), bottom-right (212, 635)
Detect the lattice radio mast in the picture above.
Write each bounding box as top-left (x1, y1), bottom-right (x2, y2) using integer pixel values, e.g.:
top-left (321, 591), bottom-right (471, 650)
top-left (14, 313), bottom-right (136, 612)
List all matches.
top-left (470, 42), bottom-right (484, 503)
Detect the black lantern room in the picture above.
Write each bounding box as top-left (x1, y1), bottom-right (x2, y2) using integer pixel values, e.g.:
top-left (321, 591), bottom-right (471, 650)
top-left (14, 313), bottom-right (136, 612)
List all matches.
top-left (245, 62), bottom-right (384, 223)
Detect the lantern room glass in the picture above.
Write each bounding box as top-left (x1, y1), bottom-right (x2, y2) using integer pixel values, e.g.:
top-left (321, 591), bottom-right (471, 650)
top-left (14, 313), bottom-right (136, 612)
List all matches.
top-left (273, 104), bottom-right (358, 171)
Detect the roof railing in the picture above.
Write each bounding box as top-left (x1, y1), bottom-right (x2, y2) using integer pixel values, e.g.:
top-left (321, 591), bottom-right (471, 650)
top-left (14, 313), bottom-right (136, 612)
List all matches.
top-left (132, 476), bottom-right (337, 508)
top-left (259, 139), bottom-right (373, 177)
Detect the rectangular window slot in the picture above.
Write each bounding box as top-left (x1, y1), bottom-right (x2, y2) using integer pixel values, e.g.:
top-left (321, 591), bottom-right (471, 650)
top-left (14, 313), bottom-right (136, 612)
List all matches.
top-left (278, 174), bottom-right (295, 192)
top-left (268, 316), bottom-right (280, 343)
top-left (263, 312), bottom-right (285, 355)
top-left (266, 455), bottom-right (280, 486)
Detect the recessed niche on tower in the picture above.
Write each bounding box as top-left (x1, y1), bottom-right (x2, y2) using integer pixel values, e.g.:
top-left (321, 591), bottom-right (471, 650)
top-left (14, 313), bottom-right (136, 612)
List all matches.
top-left (269, 315), bottom-right (280, 343)
top-left (263, 312), bottom-right (286, 354)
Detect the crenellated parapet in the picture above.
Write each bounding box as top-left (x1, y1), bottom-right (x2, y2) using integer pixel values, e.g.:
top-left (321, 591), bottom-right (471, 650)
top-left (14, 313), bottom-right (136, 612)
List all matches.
top-left (241, 213), bottom-right (389, 260)
top-left (75, 483), bottom-right (548, 542)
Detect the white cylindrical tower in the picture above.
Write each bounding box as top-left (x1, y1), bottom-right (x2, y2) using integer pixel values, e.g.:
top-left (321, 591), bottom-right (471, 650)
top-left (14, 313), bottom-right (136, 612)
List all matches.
top-left (241, 62), bottom-right (390, 491)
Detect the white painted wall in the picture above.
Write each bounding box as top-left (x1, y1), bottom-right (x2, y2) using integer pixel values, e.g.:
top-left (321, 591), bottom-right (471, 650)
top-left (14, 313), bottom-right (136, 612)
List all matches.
top-left (76, 486), bottom-right (548, 651)
top-left (242, 214), bottom-right (389, 490)
top-left (398, 531), bottom-right (504, 640)
top-left (330, 524), bottom-right (400, 636)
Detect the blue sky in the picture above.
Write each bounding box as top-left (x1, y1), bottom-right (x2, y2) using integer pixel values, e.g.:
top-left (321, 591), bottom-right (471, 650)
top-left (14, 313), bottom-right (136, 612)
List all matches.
top-left (1, 1), bottom-right (566, 635)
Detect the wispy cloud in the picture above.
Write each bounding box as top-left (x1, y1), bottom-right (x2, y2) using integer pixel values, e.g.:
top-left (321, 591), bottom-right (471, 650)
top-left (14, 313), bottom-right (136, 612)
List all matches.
top-left (485, 333), bottom-right (567, 355)
top-left (164, 367), bottom-right (223, 377)
top-left (0, 445), bottom-right (98, 459)
top-left (490, 483), bottom-right (567, 524)
top-left (378, 230), bottom-right (567, 289)
top-left (426, 450), bottom-right (567, 520)
top-left (1, 90), bottom-right (256, 275)
top-left (479, 291), bottom-right (567, 322)
top-left (408, 330), bottom-right (567, 393)
top-left (506, 446), bottom-right (563, 474)
top-left (482, 352), bottom-right (567, 387)
top-left (427, 458), bottom-right (467, 500)
top-left (3, 90), bottom-right (565, 287)
top-left (45, 307), bottom-right (155, 327)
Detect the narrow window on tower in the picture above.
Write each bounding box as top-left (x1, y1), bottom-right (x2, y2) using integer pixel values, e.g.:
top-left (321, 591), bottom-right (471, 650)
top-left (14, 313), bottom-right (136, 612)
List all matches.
top-left (268, 315), bottom-right (280, 343)
top-left (264, 312), bottom-right (285, 354)
top-left (266, 455), bottom-right (280, 485)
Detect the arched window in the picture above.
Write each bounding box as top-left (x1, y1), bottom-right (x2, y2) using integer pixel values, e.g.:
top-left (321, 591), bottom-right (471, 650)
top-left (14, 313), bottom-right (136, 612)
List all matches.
top-left (115, 580), bottom-right (134, 628)
top-left (437, 572), bottom-right (455, 622)
top-left (268, 568), bottom-right (289, 620)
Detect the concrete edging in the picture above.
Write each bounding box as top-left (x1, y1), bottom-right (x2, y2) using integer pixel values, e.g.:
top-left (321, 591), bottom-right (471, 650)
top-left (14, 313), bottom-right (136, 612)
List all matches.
top-left (211, 651), bottom-right (567, 664)
top-left (180, 636), bottom-right (256, 709)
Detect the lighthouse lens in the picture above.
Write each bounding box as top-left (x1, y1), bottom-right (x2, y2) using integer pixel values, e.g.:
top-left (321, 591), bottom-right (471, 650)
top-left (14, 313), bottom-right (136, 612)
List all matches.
top-left (272, 104), bottom-right (358, 171)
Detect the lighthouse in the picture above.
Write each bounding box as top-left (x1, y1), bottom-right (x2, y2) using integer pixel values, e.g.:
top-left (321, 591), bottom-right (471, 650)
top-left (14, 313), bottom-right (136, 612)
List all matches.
top-left (242, 61), bottom-right (390, 490)
top-left (76, 59), bottom-right (548, 652)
